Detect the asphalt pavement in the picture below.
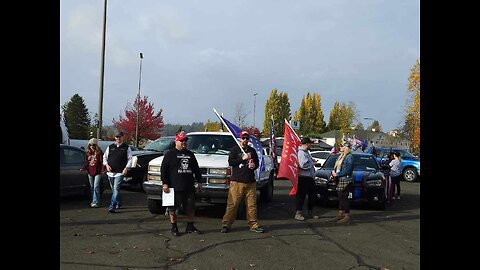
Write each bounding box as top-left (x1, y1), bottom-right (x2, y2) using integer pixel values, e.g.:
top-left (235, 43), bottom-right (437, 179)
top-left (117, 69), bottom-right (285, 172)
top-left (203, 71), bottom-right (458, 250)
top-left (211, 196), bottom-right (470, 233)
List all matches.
top-left (60, 179), bottom-right (420, 270)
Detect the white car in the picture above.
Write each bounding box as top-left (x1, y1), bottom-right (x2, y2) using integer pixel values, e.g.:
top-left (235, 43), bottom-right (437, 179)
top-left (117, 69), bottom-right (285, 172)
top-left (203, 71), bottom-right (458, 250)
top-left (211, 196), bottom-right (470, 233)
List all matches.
top-left (310, 150), bottom-right (331, 171)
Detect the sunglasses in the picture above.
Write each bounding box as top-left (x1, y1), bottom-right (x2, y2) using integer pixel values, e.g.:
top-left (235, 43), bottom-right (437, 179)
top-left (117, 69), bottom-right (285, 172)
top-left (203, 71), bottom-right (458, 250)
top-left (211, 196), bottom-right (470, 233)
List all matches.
top-left (241, 137), bottom-right (249, 140)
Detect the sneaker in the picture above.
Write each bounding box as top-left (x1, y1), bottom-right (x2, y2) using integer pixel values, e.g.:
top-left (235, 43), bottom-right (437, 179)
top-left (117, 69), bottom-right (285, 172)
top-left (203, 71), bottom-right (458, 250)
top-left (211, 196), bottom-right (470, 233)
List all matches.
top-left (294, 211), bottom-right (305, 221)
top-left (220, 226), bottom-right (230, 233)
top-left (108, 208), bottom-right (116, 213)
top-left (90, 204), bottom-right (99, 208)
top-left (391, 196), bottom-right (396, 200)
top-left (249, 227), bottom-right (265, 233)
top-left (396, 196), bottom-right (400, 200)
top-left (115, 204), bottom-right (123, 209)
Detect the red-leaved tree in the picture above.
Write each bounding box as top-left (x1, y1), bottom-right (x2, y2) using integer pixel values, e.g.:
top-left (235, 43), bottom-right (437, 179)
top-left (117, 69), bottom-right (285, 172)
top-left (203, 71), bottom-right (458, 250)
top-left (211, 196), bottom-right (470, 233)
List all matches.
top-left (242, 126), bottom-right (262, 139)
top-left (113, 95), bottom-right (164, 146)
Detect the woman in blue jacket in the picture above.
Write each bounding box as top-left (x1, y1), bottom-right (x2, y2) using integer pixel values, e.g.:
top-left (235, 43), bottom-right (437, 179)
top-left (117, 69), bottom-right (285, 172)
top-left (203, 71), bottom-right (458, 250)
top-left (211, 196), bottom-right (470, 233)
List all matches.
top-left (331, 141), bottom-right (354, 224)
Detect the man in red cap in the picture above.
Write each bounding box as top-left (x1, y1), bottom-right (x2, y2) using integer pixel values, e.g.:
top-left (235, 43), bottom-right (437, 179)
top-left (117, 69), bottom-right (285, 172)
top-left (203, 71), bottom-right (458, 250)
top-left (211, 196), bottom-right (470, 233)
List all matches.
top-left (161, 131), bottom-right (203, 236)
top-left (221, 131), bottom-right (264, 233)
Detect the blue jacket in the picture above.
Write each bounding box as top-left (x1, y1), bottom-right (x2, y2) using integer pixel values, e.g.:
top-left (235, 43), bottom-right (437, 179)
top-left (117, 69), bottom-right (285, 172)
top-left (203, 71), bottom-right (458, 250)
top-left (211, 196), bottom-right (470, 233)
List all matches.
top-left (336, 154), bottom-right (353, 178)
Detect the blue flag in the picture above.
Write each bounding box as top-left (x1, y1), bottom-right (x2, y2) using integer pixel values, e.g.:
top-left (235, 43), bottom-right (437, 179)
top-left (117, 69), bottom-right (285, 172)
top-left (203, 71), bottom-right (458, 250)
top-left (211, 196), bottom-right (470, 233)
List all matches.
top-left (220, 115), bottom-right (265, 180)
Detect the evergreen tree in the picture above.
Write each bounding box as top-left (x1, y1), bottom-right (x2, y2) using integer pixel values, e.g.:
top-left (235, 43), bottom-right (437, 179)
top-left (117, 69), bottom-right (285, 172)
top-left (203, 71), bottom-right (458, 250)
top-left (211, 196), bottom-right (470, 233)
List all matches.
top-left (61, 94), bottom-right (91, 139)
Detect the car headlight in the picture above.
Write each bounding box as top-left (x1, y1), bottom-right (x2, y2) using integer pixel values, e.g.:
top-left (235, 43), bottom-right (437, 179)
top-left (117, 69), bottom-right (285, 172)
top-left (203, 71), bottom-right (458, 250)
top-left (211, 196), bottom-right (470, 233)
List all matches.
top-left (147, 174), bottom-right (162, 181)
top-left (366, 179), bottom-right (383, 187)
top-left (315, 177), bottom-right (328, 185)
top-left (209, 168), bottom-right (231, 175)
top-left (149, 165), bottom-right (161, 172)
top-left (209, 179), bottom-right (228, 184)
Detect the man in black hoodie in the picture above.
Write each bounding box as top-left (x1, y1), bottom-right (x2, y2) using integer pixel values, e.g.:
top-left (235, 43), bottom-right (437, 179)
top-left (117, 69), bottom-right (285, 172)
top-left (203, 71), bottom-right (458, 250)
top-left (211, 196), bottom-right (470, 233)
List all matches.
top-left (221, 131), bottom-right (265, 233)
top-left (161, 132), bottom-right (203, 236)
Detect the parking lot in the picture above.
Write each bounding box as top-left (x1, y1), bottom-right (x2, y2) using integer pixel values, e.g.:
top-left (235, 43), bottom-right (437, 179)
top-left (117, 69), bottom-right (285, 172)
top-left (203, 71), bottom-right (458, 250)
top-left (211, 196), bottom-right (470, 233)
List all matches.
top-left (60, 179), bottom-right (420, 270)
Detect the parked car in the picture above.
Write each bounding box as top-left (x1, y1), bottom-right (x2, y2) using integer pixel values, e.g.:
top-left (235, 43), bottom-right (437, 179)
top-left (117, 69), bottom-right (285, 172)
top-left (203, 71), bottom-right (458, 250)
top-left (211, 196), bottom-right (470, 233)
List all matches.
top-left (367, 147), bottom-right (420, 182)
top-left (314, 153), bottom-right (388, 210)
top-left (122, 136), bottom-right (175, 190)
top-left (60, 144), bottom-right (92, 197)
top-left (144, 132), bottom-right (275, 214)
top-left (310, 150), bottom-right (331, 170)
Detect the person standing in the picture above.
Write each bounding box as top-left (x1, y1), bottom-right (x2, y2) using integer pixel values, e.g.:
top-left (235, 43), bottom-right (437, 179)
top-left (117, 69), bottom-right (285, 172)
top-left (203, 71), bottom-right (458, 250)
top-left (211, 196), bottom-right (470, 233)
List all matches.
top-left (161, 132), bottom-right (203, 236)
top-left (103, 131), bottom-right (132, 213)
top-left (81, 138), bottom-right (104, 208)
top-left (221, 131), bottom-right (265, 233)
top-left (331, 141), bottom-right (354, 224)
top-left (389, 151), bottom-right (402, 200)
top-left (294, 137), bottom-right (318, 220)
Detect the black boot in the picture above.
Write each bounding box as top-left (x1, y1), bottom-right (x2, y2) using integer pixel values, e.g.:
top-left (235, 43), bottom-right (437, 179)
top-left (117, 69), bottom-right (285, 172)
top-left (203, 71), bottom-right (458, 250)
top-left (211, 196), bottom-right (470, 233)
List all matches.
top-left (171, 223), bottom-right (180, 236)
top-left (185, 222), bottom-right (201, 234)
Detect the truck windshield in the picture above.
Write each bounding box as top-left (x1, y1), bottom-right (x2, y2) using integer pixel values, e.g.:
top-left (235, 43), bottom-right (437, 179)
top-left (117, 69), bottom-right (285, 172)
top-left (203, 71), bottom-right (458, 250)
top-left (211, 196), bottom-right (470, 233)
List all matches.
top-left (187, 135), bottom-right (237, 155)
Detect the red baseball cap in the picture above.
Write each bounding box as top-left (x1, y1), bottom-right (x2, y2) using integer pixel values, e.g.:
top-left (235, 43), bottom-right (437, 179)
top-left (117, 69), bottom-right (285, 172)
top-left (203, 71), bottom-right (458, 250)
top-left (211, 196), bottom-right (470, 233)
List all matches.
top-left (240, 131), bottom-right (250, 138)
top-left (175, 132), bottom-right (188, 142)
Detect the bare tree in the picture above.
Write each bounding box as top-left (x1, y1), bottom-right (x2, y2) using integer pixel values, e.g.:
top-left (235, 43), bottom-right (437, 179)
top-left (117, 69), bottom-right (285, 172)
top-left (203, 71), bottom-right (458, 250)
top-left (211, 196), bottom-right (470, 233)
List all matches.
top-left (234, 102), bottom-right (249, 127)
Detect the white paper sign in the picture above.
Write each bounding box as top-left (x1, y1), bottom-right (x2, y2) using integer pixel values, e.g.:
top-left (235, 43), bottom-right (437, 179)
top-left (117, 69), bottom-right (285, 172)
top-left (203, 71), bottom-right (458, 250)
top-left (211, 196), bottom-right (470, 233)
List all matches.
top-left (162, 188), bottom-right (175, 206)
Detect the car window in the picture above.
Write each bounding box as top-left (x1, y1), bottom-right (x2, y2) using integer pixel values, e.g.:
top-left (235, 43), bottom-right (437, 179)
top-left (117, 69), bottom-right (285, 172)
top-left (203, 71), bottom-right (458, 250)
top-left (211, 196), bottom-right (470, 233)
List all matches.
top-left (62, 147), bottom-right (85, 165)
top-left (143, 137), bottom-right (175, 152)
top-left (322, 154), bottom-right (339, 169)
top-left (353, 155), bottom-right (379, 171)
top-left (398, 149), bottom-right (416, 158)
top-left (311, 152), bottom-right (330, 159)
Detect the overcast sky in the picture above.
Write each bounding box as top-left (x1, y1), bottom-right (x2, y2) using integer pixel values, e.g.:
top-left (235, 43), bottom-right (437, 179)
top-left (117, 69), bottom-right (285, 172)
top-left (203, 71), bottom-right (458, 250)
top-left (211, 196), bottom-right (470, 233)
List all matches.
top-left (60, 0), bottom-right (419, 132)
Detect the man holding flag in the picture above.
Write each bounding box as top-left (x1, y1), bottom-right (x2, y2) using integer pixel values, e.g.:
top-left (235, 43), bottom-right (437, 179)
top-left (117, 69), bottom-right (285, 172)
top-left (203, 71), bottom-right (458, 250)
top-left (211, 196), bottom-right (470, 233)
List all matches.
top-left (221, 131), bottom-right (265, 233)
top-left (213, 109), bottom-right (265, 233)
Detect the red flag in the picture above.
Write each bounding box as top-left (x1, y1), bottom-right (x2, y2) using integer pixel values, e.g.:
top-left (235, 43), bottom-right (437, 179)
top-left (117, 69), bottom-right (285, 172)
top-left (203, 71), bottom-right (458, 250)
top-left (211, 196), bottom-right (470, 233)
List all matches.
top-left (277, 120), bottom-right (301, 195)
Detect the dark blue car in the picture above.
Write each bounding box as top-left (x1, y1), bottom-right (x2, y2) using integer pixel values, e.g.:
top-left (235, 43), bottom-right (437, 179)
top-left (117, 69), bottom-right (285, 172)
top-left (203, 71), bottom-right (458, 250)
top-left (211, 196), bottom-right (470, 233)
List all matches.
top-left (314, 153), bottom-right (388, 210)
top-left (367, 147), bottom-right (420, 182)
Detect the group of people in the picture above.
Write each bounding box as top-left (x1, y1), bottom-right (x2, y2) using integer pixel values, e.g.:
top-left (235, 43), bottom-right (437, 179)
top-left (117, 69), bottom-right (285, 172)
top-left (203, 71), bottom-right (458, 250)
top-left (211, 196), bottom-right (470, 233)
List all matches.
top-left (81, 131), bottom-right (132, 213)
top-left (81, 129), bottom-right (402, 236)
top-left (296, 138), bottom-right (354, 224)
top-left (161, 131), bottom-right (264, 236)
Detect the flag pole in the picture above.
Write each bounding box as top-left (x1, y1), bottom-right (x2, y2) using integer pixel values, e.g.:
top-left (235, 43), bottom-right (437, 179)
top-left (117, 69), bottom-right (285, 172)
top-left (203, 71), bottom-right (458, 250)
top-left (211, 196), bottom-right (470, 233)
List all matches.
top-left (213, 108), bottom-right (246, 155)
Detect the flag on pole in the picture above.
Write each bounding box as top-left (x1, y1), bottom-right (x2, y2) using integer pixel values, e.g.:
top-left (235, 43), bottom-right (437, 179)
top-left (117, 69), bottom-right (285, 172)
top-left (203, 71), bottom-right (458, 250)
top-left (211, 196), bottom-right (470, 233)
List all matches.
top-left (277, 119), bottom-right (301, 195)
top-left (269, 115), bottom-right (278, 171)
top-left (215, 112), bottom-right (265, 179)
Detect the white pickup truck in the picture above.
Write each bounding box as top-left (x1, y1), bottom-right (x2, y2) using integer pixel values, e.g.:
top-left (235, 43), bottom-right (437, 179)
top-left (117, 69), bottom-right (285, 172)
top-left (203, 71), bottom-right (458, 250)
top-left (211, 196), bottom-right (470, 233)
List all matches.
top-left (143, 132), bottom-right (275, 214)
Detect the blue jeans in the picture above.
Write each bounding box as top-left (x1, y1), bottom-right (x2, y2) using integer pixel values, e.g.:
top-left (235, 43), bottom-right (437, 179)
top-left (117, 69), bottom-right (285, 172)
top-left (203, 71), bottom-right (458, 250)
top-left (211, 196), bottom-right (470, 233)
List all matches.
top-left (107, 174), bottom-right (123, 210)
top-left (88, 174), bottom-right (102, 205)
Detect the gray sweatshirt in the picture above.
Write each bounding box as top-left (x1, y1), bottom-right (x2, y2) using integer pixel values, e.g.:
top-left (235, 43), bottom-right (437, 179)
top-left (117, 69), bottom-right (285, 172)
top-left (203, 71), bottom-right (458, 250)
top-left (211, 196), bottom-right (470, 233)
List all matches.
top-left (298, 147), bottom-right (315, 178)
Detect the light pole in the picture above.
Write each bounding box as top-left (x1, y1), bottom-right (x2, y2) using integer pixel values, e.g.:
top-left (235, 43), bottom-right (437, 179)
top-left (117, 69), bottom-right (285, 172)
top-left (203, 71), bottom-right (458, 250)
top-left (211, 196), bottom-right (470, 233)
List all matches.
top-left (97, 0), bottom-right (108, 139)
top-left (135, 52), bottom-right (143, 147)
top-left (253, 93), bottom-right (258, 127)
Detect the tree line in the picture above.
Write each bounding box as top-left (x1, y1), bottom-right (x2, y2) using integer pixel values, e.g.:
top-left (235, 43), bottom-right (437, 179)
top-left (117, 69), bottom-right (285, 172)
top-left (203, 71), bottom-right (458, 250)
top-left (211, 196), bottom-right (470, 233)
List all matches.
top-left (61, 58), bottom-right (419, 154)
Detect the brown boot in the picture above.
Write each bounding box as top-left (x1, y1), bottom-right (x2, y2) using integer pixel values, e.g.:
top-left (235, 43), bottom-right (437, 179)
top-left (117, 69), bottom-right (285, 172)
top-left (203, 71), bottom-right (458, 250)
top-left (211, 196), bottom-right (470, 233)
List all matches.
top-left (337, 214), bottom-right (350, 224)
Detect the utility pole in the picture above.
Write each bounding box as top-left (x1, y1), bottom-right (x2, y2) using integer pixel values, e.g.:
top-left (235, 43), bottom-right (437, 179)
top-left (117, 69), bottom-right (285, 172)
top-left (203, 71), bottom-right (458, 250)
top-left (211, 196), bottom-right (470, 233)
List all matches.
top-left (135, 52), bottom-right (143, 147)
top-left (253, 93), bottom-right (258, 127)
top-left (97, 0), bottom-right (108, 139)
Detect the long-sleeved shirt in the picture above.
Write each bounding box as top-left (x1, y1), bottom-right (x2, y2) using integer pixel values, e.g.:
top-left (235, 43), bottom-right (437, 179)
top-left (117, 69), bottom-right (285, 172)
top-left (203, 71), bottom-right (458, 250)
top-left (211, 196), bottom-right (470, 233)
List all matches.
top-left (228, 144), bottom-right (259, 183)
top-left (103, 142), bottom-right (132, 177)
top-left (336, 154), bottom-right (354, 178)
top-left (161, 148), bottom-right (202, 192)
top-left (298, 147), bottom-right (315, 178)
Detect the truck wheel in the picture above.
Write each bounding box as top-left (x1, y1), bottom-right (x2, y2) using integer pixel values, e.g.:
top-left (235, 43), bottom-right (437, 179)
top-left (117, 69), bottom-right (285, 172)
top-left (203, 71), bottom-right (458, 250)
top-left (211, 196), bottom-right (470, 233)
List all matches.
top-left (403, 168), bottom-right (418, 182)
top-left (260, 174), bottom-right (274, 202)
top-left (148, 198), bottom-right (165, 214)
